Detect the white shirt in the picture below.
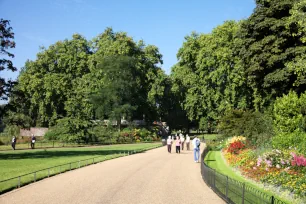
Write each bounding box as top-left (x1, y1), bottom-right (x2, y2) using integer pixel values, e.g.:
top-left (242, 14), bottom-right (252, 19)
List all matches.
top-left (167, 138), bottom-right (172, 145)
top-left (186, 136), bottom-right (190, 143)
top-left (192, 138), bottom-right (200, 149)
top-left (180, 137), bottom-right (185, 142)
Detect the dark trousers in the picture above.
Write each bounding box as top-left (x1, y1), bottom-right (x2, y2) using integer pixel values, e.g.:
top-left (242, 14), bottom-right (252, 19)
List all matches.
top-left (167, 145), bottom-right (171, 153)
top-left (11, 143), bottom-right (16, 150)
top-left (31, 142), bottom-right (35, 149)
top-left (181, 142), bottom-right (184, 150)
top-left (176, 146), bottom-right (180, 154)
top-left (186, 142), bottom-right (190, 150)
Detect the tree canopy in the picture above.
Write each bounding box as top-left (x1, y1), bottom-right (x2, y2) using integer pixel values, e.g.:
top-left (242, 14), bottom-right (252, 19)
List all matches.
top-left (0, 19), bottom-right (17, 100)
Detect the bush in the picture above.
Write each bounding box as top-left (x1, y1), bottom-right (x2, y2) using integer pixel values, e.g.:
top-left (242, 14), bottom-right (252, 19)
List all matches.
top-left (272, 131), bottom-right (306, 155)
top-left (273, 91), bottom-right (306, 134)
top-left (218, 110), bottom-right (274, 146)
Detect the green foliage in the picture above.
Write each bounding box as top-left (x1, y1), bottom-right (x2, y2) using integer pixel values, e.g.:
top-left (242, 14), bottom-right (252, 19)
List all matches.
top-left (238, 0), bottom-right (306, 110)
top-left (273, 91), bottom-right (306, 133)
top-left (272, 131), bottom-right (306, 156)
top-left (172, 21), bottom-right (251, 125)
top-left (0, 19), bottom-right (17, 100)
top-left (45, 117), bottom-right (93, 143)
top-left (272, 91), bottom-right (306, 155)
top-left (7, 28), bottom-right (164, 132)
top-left (218, 110), bottom-right (274, 146)
top-left (199, 117), bottom-right (216, 133)
top-left (91, 56), bottom-right (137, 130)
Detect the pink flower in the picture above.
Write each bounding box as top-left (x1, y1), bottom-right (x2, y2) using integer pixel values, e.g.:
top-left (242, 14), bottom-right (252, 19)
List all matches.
top-left (280, 159), bottom-right (285, 165)
top-left (265, 160), bottom-right (272, 167)
top-left (253, 167), bottom-right (257, 170)
top-left (290, 152), bottom-right (296, 158)
top-left (266, 168), bottom-right (269, 171)
top-left (257, 157), bottom-right (262, 167)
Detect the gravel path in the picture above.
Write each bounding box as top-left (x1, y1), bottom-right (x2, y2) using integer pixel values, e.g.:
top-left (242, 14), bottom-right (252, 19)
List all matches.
top-left (0, 144), bottom-right (224, 204)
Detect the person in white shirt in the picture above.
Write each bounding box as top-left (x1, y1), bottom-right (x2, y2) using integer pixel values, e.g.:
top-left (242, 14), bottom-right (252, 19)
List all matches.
top-left (166, 136), bottom-right (172, 153)
top-left (192, 136), bottom-right (200, 162)
top-left (185, 134), bottom-right (191, 150)
top-left (180, 135), bottom-right (185, 150)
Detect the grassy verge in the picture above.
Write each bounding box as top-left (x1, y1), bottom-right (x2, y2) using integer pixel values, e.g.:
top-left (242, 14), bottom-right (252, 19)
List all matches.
top-left (204, 151), bottom-right (289, 203)
top-left (0, 143), bottom-right (161, 193)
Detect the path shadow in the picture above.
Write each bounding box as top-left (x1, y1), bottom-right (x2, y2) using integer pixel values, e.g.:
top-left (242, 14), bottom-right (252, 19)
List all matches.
top-left (0, 149), bottom-right (145, 160)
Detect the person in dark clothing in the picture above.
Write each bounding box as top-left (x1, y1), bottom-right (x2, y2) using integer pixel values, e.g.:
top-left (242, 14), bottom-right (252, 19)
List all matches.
top-left (31, 134), bottom-right (36, 149)
top-left (11, 136), bottom-right (17, 150)
top-left (175, 136), bottom-right (181, 154)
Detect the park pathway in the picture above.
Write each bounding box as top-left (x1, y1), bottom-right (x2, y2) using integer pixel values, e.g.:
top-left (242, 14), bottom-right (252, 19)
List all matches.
top-left (0, 144), bottom-right (224, 204)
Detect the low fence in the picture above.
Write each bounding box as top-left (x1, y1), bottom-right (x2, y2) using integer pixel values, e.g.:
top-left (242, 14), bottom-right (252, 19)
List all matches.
top-left (0, 144), bottom-right (162, 195)
top-left (200, 147), bottom-right (287, 204)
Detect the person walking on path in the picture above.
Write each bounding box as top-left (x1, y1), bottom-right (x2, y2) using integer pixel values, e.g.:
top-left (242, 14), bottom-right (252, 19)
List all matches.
top-left (192, 136), bottom-right (200, 162)
top-left (167, 136), bottom-right (172, 153)
top-left (31, 134), bottom-right (36, 149)
top-left (186, 134), bottom-right (190, 150)
top-left (175, 136), bottom-right (181, 154)
top-left (11, 136), bottom-right (17, 150)
top-left (180, 135), bottom-right (185, 150)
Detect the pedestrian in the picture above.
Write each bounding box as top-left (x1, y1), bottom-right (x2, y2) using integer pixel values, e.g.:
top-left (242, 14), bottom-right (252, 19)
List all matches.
top-left (180, 135), bottom-right (185, 150)
top-left (186, 134), bottom-right (190, 150)
top-left (167, 136), bottom-right (172, 153)
top-left (175, 136), bottom-right (181, 154)
top-left (31, 134), bottom-right (36, 149)
top-left (192, 136), bottom-right (200, 162)
top-left (11, 136), bottom-right (17, 150)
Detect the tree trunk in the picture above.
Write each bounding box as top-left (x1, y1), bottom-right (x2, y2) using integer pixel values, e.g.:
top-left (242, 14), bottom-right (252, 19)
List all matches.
top-left (117, 118), bottom-right (121, 132)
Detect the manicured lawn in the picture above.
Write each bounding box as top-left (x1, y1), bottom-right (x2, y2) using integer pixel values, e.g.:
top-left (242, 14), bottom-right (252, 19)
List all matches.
top-left (204, 151), bottom-right (289, 204)
top-left (205, 151), bottom-right (245, 182)
top-left (201, 134), bottom-right (221, 141)
top-left (0, 143), bottom-right (161, 193)
top-left (0, 141), bottom-right (83, 151)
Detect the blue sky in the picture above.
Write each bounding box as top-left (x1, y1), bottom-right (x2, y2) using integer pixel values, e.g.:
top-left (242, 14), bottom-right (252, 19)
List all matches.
top-left (1, 0), bottom-right (255, 80)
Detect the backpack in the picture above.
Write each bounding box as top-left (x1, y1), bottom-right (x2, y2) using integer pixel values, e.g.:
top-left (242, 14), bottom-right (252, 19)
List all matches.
top-left (196, 139), bottom-right (200, 148)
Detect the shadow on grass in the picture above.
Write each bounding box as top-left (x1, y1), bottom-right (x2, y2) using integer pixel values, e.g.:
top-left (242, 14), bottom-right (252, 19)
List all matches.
top-left (205, 159), bottom-right (216, 162)
top-left (0, 149), bottom-right (148, 160)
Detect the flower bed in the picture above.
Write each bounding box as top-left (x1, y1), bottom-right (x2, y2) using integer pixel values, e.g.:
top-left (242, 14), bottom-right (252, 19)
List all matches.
top-left (222, 136), bottom-right (306, 201)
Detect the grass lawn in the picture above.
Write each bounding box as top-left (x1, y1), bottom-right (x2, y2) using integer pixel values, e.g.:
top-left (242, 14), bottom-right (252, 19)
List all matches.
top-left (204, 151), bottom-right (289, 204)
top-left (201, 134), bottom-right (221, 141)
top-left (0, 141), bottom-right (84, 151)
top-left (0, 143), bottom-right (161, 193)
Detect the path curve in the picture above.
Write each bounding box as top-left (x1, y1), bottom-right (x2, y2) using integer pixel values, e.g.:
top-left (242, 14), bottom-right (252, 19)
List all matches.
top-left (0, 144), bottom-right (224, 204)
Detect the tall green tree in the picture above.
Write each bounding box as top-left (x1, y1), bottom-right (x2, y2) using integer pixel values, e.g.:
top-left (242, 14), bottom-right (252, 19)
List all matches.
top-left (172, 21), bottom-right (250, 126)
top-left (91, 56), bottom-right (137, 131)
top-left (238, 0), bottom-right (306, 110)
top-left (14, 34), bottom-right (91, 127)
top-left (0, 19), bottom-right (17, 100)
top-left (89, 28), bottom-right (163, 121)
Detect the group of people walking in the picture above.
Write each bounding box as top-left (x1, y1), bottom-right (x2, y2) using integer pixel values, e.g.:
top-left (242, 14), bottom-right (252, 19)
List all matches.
top-left (166, 134), bottom-right (201, 162)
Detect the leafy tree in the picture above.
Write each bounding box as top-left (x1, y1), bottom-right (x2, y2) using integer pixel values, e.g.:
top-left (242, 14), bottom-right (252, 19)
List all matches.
top-left (91, 56), bottom-right (137, 131)
top-left (0, 19), bottom-right (17, 100)
top-left (14, 34), bottom-right (92, 127)
top-left (238, 0), bottom-right (306, 110)
top-left (172, 21), bottom-right (251, 126)
top-left (89, 28), bottom-right (163, 121)
top-left (148, 69), bottom-right (190, 131)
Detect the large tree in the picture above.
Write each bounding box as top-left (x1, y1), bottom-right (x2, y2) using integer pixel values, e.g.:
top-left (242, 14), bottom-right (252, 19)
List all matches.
top-left (238, 0), bottom-right (306, 110)
top-left (91, 56), bottom-right (137, 131)
top-left (172, 21), bottom-right (251, 128)
top-left (0, 19), bottom-right (17, 100)
top-left (8, 28), bottom-right (164, 137)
